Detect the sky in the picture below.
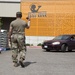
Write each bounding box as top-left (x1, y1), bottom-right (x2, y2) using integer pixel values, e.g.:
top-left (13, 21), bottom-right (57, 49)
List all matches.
top-left (0, 0), bottom-right (21, 2)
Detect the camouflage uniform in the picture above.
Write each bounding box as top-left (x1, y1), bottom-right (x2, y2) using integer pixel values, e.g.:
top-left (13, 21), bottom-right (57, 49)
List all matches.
top-left (10, 18), bottom-right (29, 65)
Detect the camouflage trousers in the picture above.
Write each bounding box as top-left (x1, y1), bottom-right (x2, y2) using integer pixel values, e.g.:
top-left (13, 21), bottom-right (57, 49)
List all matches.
top-left (11, 34), bottom-right (26, 63)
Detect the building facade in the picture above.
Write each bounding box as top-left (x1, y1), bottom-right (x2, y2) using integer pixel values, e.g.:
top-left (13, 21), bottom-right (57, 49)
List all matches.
top-left (21, 0), bottom-right (75, 45)
top-left (1, 0), bottom-right (75, 46)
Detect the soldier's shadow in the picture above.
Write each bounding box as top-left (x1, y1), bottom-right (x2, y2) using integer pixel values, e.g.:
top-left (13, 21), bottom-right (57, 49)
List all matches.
top-left (24, 61), bottom-right (36, 67)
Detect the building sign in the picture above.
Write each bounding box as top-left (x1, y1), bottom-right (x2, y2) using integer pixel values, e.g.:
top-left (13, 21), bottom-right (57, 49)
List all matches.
top-left (28, 4), bottom-right (47, 18)
top-left (30, 4), bottom-right (41, 13)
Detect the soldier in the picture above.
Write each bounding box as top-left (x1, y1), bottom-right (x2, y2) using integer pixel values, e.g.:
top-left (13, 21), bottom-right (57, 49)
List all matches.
top-left (8, 12), bottom-right (30, 67)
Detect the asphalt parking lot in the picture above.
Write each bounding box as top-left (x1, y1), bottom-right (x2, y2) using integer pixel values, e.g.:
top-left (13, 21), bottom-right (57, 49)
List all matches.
top-left (0, 47), bottom-right (75, 75)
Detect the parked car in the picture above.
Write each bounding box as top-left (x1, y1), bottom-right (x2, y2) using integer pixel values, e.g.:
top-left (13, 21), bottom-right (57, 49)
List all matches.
top-left (42, 34), bottom-right (75, 52)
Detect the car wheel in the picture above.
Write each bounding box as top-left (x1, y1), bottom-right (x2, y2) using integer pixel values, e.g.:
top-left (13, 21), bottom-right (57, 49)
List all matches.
top-left (46, 49), bottom-right (50, 52)
top-left (61, 44), bottom-right (68, 52)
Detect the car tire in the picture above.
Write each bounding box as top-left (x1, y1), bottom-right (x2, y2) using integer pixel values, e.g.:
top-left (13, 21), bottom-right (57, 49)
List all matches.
top-left (61, 44), bottom-right (68, 52)
top-left (46, 49), bottom-right (50, 52)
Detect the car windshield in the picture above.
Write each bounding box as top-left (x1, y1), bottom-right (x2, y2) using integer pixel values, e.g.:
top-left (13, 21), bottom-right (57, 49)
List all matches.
top-left (53, 35), bottom-right (70, 40)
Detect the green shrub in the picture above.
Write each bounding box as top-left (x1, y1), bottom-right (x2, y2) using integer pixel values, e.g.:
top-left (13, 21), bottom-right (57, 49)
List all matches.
top-left (37, 43), bottom-right (42, 46)
top-left (0, 18), bottom-right (3, 28)
top-left (31, 44), bottom-right (33, 46)
top-left (26, 43), bottom-right (30, 46)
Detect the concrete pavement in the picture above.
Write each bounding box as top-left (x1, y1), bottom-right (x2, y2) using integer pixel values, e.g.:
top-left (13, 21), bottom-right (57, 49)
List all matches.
top-left (0, 48), bottom-right (75, 75)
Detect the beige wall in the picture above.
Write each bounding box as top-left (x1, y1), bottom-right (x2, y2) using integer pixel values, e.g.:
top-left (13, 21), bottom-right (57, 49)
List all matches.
top-left (0, 2), bottom-right (20, 17)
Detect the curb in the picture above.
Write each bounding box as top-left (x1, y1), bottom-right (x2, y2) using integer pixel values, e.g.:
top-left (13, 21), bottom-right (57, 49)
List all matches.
top-left (27, 46), bottom-right (41, 48)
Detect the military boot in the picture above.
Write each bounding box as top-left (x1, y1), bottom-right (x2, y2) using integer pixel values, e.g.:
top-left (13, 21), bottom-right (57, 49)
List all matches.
top-left (13, 62), bottom-right (19, 67)
top-left (19, 59), bottom-right (25, 68)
